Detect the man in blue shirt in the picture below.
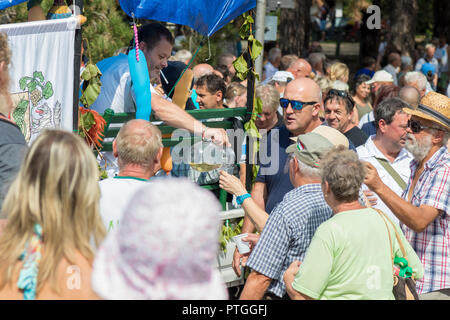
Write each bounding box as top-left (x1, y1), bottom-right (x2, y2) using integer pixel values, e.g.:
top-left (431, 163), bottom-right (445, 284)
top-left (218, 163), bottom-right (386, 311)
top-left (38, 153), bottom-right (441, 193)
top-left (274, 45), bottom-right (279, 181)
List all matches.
top-left (232, 78), bottom-right (324, 276)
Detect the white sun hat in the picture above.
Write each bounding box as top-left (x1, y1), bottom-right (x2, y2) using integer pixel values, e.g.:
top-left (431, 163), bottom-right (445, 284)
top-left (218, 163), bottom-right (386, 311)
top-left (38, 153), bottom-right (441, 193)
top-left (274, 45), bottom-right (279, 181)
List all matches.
top-left (91, 178), bottom-right (228, 300)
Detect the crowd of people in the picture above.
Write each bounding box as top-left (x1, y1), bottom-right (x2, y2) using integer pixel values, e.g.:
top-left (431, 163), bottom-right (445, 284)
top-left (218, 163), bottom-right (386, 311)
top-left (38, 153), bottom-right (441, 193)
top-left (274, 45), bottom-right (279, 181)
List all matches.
top-left (0, 21), bottom-right (449, 300)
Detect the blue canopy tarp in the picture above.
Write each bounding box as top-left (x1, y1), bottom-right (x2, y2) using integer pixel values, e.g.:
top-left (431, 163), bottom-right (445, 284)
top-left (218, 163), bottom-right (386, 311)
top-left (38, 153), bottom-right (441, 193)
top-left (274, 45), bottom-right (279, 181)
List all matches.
top-left (119, 0), bottom-right (256, 37)
top-left (0, 0), bottom-right (26, 10)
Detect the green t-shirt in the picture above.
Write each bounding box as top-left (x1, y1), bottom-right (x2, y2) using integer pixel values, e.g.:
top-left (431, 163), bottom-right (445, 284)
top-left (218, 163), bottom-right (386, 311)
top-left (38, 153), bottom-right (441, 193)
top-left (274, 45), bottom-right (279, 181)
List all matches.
top-left (291, 208), bottom-right (423, 300)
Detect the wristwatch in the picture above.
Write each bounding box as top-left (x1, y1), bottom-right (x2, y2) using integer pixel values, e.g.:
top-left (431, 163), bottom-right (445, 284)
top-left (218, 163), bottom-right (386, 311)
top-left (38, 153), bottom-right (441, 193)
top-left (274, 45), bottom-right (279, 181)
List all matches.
top-left (236, 193), bottom-right (251, 205)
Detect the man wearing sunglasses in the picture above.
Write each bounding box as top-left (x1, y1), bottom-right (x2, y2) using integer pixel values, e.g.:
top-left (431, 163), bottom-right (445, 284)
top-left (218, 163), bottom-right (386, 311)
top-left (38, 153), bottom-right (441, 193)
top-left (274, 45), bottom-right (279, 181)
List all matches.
top-left (323, 89), bottom-right (368, 148)
top-left (232, 78), bottom-right (323, 281)
top-left (364, 92), bottom-right (450, 299)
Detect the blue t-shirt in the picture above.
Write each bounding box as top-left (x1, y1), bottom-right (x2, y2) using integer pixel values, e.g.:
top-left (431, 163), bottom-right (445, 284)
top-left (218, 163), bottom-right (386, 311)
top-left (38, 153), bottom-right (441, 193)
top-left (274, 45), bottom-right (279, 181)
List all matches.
top-left (255, 125), bottom-right (294, 214)
top-left (361, 121), bottom-right (377, 137)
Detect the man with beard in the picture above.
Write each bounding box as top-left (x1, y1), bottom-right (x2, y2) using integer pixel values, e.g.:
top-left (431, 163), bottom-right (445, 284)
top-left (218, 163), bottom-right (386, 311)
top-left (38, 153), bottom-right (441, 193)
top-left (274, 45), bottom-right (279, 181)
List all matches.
top-left (364, 92), bottom-right (449, 299)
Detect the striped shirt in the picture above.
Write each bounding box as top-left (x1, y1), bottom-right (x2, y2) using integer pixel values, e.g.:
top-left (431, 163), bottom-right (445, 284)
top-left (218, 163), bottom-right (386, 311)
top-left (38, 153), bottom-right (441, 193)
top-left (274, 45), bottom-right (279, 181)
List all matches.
top-left (401, 146), bottom-right (450, 294)
top-left (246, 184), bottom-right (332, 298)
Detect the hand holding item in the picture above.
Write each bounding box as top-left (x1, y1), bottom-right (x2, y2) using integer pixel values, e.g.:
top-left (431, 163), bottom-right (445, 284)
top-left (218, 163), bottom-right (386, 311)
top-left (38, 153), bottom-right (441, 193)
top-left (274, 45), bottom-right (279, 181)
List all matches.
top-left (219, 170), bottom-right (247, 196)
top-left (232, 247), bottom-right (248, 277)
top-left (203, 127), bottom-right (231, 147)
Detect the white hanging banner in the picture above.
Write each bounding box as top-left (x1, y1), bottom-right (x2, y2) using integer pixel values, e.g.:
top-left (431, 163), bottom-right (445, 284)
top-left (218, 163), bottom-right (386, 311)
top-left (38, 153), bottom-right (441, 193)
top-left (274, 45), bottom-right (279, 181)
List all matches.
top-left (0, 17), bottom-right (76, 143)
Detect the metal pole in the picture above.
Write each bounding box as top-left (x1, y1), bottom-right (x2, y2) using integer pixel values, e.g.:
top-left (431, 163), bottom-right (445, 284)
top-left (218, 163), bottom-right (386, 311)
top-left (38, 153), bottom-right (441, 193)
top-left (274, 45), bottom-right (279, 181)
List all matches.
top-left (254, 0), bottom-right (266, 83)
top-left (73, 0), bottom-right (83, 132)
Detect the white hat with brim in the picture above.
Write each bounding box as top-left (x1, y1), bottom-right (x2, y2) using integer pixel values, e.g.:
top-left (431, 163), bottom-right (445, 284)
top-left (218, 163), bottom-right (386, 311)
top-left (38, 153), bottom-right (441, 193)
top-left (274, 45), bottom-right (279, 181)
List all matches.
top-left (365, 70), bottom-right (394, 84)
top-left (91, 228), bottom-right (228, 300)
top-left (91, 178), bottom-right (229, 300)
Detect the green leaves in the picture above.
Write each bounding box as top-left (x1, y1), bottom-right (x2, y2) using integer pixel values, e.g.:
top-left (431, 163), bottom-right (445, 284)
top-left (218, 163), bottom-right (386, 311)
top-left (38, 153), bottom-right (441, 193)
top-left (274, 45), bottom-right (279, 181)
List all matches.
top-left (81, 64), bottom-right (102, 81)
top-left (251, 38), bottom-right (263, 61)
top-left (42, 81), bottom-right (53, 99)
top-left (80, 63), bottom-right (103, 107)
top-left (33, 71), bottom-right (44, 83)
top-left (78, 110), bottom-right (96, 138)
top-left (219, 218), bottom-right (244, 252)
top-left (233, 55), bottom-right (249, 81)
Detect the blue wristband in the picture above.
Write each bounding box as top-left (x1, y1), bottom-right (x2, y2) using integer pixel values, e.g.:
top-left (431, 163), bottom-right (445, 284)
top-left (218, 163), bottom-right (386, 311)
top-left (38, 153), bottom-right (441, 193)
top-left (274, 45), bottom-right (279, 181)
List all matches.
top-left (236, 193), bottom-right (251, 205)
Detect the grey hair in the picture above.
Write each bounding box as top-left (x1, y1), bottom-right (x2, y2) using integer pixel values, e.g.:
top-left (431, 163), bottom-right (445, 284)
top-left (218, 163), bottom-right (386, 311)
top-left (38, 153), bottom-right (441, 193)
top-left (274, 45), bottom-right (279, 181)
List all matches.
top-left (268, 47), bottom-right (282, 62)
top-left (404, 71), bottom-right (427, 91)
top-left (320, 146), bottom-right (366, 202)
top-left (116, 119), bottom-right (162, 169)
top-left (174, 49), bottom-right (192, 62)
top-left (429, 128), bottom-right (450, 147)
top-left (256, 84), bottom-right (280, 112)
top-left (284, 153), bottom-right (321, 179)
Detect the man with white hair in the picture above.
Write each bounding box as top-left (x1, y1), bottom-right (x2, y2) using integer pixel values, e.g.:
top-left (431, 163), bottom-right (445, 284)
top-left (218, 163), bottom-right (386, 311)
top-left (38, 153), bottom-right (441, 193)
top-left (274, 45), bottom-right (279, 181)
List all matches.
top-left (238, 126), bottom-right (348, 300)
top-left (263, 47), bottom-right (282, 82)
top-left (172, 49), bottom-right (192, 65)
top-left (98, 119), bottom-right (163, 230)
top-left (404, 71), bottom-right (430, 97)
top-left (308, 52), bottom-right (326, 77)
top-left (365, 92), bottom-right (450, 299)
top-left (415, 44), bottom-right (439, 77)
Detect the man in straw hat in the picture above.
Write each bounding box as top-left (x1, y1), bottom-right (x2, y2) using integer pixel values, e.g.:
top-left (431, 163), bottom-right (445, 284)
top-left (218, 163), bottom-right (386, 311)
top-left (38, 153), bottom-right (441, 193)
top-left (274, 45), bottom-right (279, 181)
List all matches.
top-left (364, 91), bottom-right (450, 299)
top-left (237, 126), bottom-right (349, 300)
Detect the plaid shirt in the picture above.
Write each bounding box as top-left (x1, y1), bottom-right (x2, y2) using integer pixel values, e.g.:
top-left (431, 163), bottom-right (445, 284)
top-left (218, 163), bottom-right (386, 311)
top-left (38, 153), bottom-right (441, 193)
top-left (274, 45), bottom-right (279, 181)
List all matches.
top-left (401, 146), bottom-right (450, 294)
top-left (246, 184), bottom-right (332, 298)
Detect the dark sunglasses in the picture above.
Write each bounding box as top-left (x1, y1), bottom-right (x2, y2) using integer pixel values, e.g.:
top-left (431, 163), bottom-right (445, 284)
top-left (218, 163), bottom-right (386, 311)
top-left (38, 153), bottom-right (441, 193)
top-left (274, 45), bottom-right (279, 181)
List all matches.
top-left (279, 98), bottom-right (317, 111)
top-left (407, 119), bottom-right (435, 133)
top-left (327, 89), bottom-right (355, 105)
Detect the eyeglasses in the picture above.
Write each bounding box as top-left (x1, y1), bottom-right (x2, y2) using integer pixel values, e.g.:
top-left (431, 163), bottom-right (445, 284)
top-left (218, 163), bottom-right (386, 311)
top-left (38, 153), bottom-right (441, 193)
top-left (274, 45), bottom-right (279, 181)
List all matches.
top-left (279, 98), bottom-right (317, 111)
top-left (327, 89), bottom-right (355, 106)
top-left (407, 119), bottom-right (436, 133)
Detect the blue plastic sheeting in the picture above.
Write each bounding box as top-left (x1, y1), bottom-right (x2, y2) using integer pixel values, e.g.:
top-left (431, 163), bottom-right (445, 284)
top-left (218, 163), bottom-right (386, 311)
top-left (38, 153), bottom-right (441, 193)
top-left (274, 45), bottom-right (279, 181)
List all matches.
top-left (119, 0), bottom-right (256, 37)
top-left (0, 0), bottom-right (26, 10)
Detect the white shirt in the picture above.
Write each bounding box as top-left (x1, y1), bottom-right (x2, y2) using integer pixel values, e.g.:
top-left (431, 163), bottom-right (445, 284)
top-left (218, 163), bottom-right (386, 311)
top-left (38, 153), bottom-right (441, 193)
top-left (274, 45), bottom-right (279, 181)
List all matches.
top-left (91, 53), bottom-right (156, 114)
top-left (99, 177), bottom-right (150, 231)
top-left (356, 135), bottom-right (413, 224)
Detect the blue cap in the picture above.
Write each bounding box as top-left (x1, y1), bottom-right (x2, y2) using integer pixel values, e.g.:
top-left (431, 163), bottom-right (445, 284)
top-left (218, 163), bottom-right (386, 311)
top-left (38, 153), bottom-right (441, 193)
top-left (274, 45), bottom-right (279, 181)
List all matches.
top-left (420, 63), bottom-right (436, 76)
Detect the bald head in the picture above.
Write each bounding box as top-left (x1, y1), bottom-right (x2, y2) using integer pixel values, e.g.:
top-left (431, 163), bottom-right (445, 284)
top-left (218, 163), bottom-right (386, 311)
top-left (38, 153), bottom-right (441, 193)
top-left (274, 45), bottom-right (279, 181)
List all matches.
top-left (285, 77), bottom-right (322, 102)
top-left (399, 86), bottom-right (420, 109)
top-left (283, 78), bottom-right (323, 135)
top-left (192, 63), bottom-right (214, 80)
top-left (115, 119), bottom-right (163, 169)
top-left (287, 59), bottom-right (313, 79)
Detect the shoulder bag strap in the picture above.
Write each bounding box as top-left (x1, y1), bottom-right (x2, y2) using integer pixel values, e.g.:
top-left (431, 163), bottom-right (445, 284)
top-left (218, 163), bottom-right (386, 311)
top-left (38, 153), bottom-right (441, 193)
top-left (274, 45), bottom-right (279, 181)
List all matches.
top-left (374, 157), bottom-right (407, 191)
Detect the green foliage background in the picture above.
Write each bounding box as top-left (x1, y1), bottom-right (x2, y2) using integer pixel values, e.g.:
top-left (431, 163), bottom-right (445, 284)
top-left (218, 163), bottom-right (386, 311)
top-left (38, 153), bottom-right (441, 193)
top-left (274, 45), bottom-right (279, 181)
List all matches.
top-left (11, 0), bottom-right (133, 64)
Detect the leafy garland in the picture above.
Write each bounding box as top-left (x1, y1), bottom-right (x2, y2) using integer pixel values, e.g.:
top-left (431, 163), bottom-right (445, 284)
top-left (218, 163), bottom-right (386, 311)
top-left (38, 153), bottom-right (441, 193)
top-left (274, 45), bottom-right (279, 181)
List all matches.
top-left (234, 12), bottom-right (263, 184)
top-left (219, 12), bottom-right (263, 253)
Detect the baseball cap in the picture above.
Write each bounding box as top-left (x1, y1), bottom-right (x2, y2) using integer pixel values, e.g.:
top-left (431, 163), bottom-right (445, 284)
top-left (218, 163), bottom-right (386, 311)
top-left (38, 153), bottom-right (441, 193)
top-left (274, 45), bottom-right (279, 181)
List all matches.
top-left (365, 70), bottom-right (394, 84)
top-left (286, 126), bottom-right (349, 168)
top-left (270, 71), bottom-right (294, 83)
top-left (420, 63), bottom-right (436, 76)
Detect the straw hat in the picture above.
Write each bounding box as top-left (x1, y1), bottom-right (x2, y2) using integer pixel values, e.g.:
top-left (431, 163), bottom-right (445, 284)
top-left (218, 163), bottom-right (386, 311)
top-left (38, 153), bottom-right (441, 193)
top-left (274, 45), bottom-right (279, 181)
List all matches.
top-left (403, 91), bottom-right (449, 131)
